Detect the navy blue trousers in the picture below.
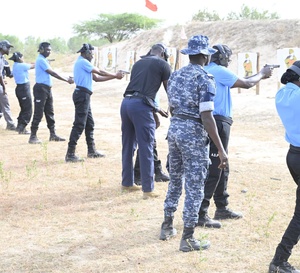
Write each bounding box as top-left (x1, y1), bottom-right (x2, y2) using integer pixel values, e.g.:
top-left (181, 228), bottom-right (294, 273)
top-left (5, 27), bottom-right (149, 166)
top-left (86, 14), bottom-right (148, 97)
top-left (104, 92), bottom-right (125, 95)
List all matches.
top-left (121, 97), bottom-right (155, 192)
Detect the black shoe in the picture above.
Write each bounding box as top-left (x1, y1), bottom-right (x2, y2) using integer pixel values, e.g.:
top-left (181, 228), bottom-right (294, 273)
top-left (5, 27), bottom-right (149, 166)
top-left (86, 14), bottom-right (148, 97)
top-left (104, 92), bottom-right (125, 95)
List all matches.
top-left (87, 150), bottom-right (105, 158)
top-left (65, 153), bottom-right (84, 163)
top-left (196, 214), bottom-right (222, 228)
top-left (49, 134), bottom-right (66, 141)
top-left (6, 124), bottom-right (17, 131)
top-left (134, 177), bottom-right (142, 186)
top-left (154, 167), bottom-right (170, 182)
top-left (269, 261), bottom-right (300, 273)
top-left (214, 207), bottom-right (243, 220)
top-left (179, 238), bottom-right (210, 252)
top-left (155, 172), bottom-right (170, 182)
top-left (159, 217), bottom-right (177, 241)
top-left (28, 135), bottom-right (42, 144)
top-left (18, 129), bottom-right (30, 135)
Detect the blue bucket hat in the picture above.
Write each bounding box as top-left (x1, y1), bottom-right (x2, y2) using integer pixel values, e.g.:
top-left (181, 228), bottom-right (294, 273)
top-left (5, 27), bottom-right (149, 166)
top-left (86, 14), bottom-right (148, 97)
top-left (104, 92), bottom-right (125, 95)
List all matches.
top-left (181, 35), bottom-right (217, 56)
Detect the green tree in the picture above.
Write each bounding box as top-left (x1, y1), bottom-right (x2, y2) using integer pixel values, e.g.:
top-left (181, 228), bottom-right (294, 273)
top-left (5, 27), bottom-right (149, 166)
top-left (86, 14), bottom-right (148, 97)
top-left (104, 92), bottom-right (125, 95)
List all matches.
top-left (48, 37), bottom-right (69, 54)
top-left (192, 5), bottom-right (280, 22)
top-left (23, 36), bottom-right (40, 61)
top-left (68, 36), bottom-right (108, 53)
top-left (192, 9), bottom-right (222, 21)
top-left (0, 34), bottom-right (23, 53)
top-left (73, 13), bottom-right (161, 43)
top-left (227, 5), bottom-right (279, 20)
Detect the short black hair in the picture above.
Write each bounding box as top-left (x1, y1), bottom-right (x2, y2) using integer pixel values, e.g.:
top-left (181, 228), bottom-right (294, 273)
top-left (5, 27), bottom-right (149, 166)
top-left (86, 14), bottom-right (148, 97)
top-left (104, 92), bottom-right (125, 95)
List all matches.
top-left (38, 42), bottom-right (51, 52)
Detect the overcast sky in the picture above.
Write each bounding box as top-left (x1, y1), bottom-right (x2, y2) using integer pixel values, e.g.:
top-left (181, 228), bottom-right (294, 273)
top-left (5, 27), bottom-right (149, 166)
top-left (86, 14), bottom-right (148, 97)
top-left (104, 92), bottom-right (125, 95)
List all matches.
top-left (1, 0), bottom-right (297, 41)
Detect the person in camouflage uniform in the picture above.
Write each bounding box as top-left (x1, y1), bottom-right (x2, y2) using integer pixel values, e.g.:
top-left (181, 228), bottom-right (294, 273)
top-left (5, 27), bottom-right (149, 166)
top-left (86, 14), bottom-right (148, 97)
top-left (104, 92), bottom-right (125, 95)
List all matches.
top-left (159, 35), bottom-right (228, 252)
top-left (0, 40), bottom-right (17, 131)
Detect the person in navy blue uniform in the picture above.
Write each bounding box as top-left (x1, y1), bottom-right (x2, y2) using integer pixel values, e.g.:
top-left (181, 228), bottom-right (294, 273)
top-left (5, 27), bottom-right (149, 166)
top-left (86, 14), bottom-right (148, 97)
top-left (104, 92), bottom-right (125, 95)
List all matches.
top-left (65, 43), bottom-right (124, 163)
top-left (159, 35), bottom-right (228, 252)
top-left (268, 61), bottom-right (300, 273)
top-left (120, 43), bottom-right (171, 199)
top-left (28, 42), bottom-right (74, 144)
top-left (9, 52), bottom-right (35, 134)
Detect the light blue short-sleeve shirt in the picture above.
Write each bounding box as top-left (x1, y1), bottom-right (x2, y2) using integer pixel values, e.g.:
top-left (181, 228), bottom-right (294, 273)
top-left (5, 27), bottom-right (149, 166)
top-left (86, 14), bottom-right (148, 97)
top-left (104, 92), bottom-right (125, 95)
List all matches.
top-left (35, 54), bottom-right (51, 86)
top-left (73, 56), bottom-right (94, 92)
top-left (276, 82), bottom-right (300, 147)
top-left (205, 62), bottom-right (238, 118)
top-left (12, 62), bottom-right (32, 84)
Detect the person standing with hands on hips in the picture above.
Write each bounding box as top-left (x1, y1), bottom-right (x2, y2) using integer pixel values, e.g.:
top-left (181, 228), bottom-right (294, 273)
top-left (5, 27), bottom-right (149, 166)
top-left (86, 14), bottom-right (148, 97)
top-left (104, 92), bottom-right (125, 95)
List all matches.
top-left (65, 43), bottom-right (124, 162)
top-left (196, 44), bottom-right (273, 229)
top-left (120, 43), bottom-right (171, 199)
top-left (159, 35), bottom-right (228, 252)
top-left (9, 52), bottom-right (35, 134)
top-left (28, 42), bottom-right (74, 144)
top-left (268, 61), bottom-right (300, 273)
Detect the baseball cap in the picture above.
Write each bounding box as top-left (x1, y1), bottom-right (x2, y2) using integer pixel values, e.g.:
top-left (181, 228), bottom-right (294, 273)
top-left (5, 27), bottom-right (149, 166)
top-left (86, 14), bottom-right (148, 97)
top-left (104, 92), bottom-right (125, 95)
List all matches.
top-left (0, 40), bottom-right (14, 49)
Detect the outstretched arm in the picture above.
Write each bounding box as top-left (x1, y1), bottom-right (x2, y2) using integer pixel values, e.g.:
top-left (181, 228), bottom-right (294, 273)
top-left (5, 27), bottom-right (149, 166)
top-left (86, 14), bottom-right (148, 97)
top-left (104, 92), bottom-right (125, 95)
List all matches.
top-left (46, 68), bottom-right (74, 84)
top-left (92, 68), bottom-right (124, 82)
top-left (232, 66), bottom-right (273, 89)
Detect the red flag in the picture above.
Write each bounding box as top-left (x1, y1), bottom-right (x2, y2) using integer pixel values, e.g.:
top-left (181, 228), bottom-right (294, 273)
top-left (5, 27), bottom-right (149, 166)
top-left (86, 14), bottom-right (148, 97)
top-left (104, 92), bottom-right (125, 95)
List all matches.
top-left (145, 0), bottom-right (157, 12)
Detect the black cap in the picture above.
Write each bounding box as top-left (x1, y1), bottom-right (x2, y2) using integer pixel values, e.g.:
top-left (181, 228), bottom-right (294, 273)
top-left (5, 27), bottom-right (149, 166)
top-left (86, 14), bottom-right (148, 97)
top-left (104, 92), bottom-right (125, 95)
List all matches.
top-left (0, 40), bottom-right (14, 49)
top-left (77, 43), bottom-right (94, 53)
top-left (9, 52), bottom-right (23, 62)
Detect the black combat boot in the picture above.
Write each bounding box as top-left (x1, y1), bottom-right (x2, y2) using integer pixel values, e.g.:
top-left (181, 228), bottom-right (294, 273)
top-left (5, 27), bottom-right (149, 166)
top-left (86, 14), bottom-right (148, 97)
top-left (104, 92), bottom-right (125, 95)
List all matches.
top-left (160, 215), bottom-right (177, 240)
top-left (28, 128), bottom-right (42, 144)
top-left (214, 207), bottom-right (243, 220)
top-left (49, 129), bottom-right (65, 141)
top-left (65, 146), bottom-right (84, 163)
top-left (87, 143), bottom-right (105, 158)
top-left (196, 212), bottom-right (222, 228)
top-left (17, 124), bottom-right (30, 135)
top-left (134, 169), bottom-right (142, 185)
top-left (179, 227), bottom-right (210, 252)
top-left (154, 160), bottom-right (170, 182)
top-left (269, 256), bottom-right (300, 273)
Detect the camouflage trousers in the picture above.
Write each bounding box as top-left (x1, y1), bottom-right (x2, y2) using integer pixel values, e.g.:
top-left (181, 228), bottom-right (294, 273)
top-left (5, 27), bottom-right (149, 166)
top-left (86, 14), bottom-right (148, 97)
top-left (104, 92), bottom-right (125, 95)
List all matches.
top-left (164, 119), bottom-right (210, 228)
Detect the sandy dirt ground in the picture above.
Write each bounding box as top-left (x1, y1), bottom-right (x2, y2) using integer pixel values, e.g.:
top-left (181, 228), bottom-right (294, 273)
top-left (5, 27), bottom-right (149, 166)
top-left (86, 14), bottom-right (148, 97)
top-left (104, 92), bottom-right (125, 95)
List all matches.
top-left (0, 62), bottom-right (299, 273)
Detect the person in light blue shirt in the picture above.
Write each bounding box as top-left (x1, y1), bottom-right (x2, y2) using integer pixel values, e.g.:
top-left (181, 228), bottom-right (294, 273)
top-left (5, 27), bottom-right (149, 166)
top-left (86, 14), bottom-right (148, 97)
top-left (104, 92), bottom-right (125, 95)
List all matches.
top-left (196, 44), bottom-right (273, 229)
top-left (65, 43), bottom-right (124, 163)
top-left (28, 42), bottom-right (74, 144)
top-left (9, 52), bottom-right (35, 134)
top-left (268, 60), bottom-right (300, 273)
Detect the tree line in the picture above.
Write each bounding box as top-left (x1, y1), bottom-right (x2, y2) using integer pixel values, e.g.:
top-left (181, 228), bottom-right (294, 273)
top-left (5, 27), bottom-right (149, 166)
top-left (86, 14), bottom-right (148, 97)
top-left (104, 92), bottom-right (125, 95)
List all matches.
top-left (0, 5), bottom-right (279, 61)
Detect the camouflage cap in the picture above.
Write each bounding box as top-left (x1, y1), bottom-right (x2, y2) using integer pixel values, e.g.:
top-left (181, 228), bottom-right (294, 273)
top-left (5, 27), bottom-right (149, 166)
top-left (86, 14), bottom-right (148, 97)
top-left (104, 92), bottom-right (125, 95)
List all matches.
top-left (0, 40), bottom-right (14, 49)
top-left (181, 35), bottom-right (216, 56)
